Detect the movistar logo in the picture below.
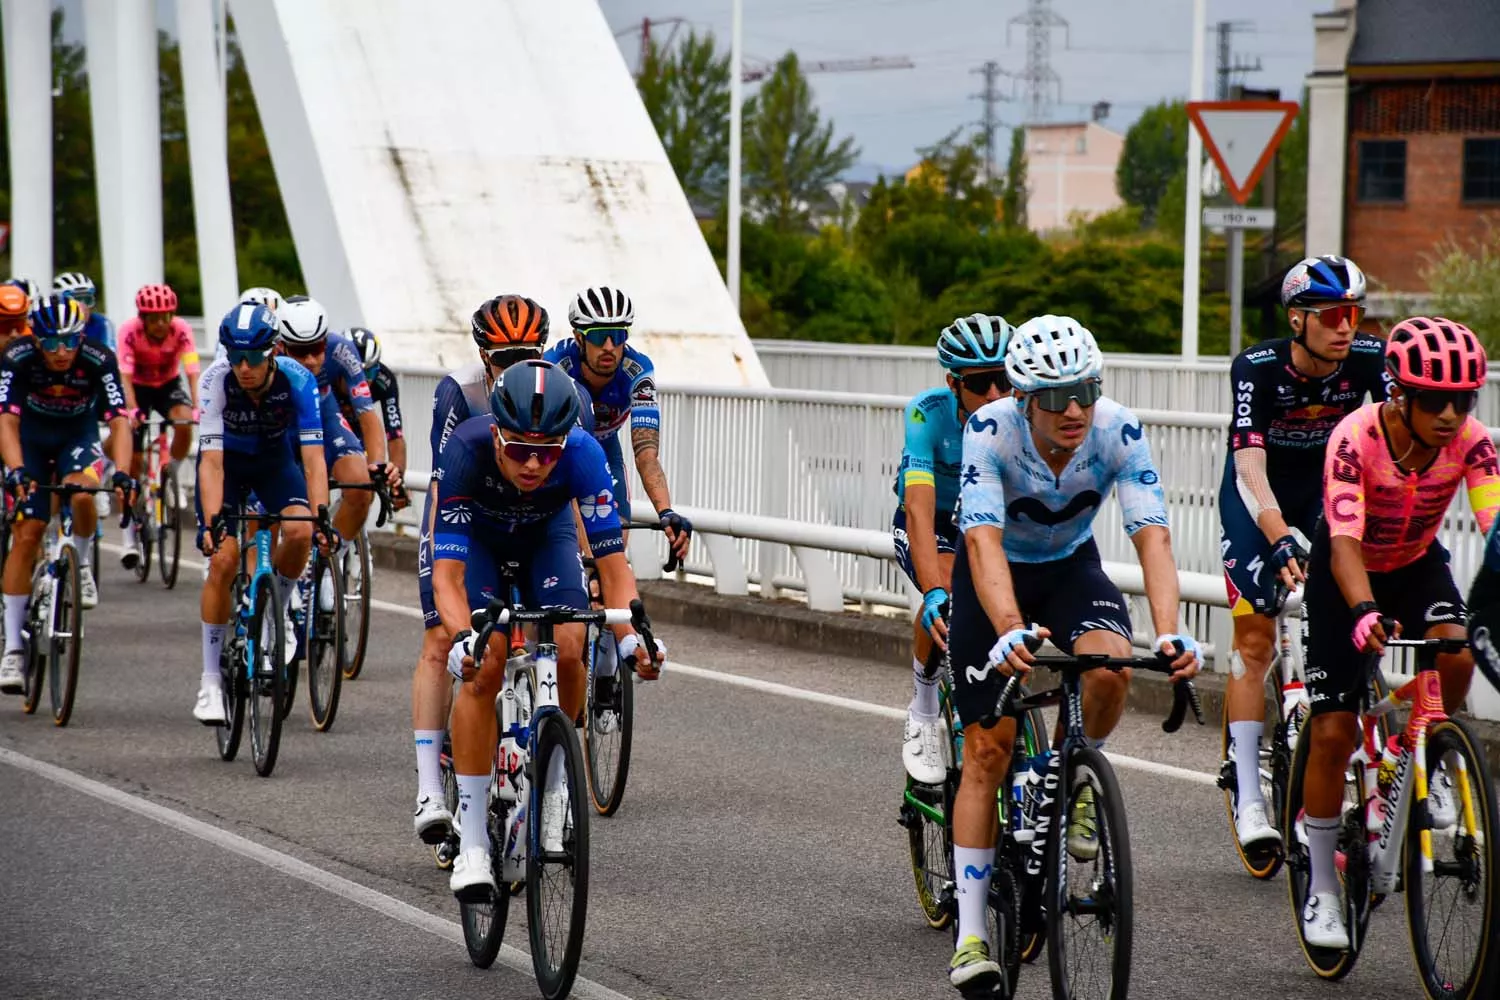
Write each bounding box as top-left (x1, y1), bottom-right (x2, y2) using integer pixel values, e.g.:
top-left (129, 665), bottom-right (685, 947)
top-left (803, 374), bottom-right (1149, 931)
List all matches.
top-left (962, 864), bottom-right (992, 880)
top-left (1121, 421), bottom-right (1143, 445)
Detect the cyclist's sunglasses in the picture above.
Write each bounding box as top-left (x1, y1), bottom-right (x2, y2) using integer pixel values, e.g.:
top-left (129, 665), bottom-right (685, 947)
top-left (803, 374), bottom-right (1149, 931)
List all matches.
top-left (957, 369), bottom-right (1010, 395)
top-left (580, 327), bottom-right (628, 348)
top-left (38, 332), bottom-right (82, 352)
top-left (1410, 388), bottom-right (1479, 416)
top-left (1030, 378), bottom-right (1103, 413)
top-left (484, 347), bottom-right (542, 370)
top-left (499, 433), bottom-right (567, 466)
top-left (62, 290), bottom-right (95, 309)
top-left (227, 347), bottom-right (272, 367)
top-left (282, 339), bottom-right (326, 359)
top-left (1302, 303), bottom-right (1363, 328)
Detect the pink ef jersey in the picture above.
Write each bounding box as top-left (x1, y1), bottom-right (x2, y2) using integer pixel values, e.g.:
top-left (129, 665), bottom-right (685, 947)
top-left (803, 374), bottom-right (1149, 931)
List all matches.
top-left (1323, 402), bottom-right (1500, 573)
top-left (117, 317), bottom-right (200, 389)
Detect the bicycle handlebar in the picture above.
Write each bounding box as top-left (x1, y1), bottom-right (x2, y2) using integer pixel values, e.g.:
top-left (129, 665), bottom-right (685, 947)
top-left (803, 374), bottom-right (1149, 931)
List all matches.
top-left (632, 519), bottom-right (683, 573)
top-left (331, 461), bottom-right (394, 528)
top-left (212, 503), bottom-right (334, 545)
top-left (467, 595), bottom-right (661, 669)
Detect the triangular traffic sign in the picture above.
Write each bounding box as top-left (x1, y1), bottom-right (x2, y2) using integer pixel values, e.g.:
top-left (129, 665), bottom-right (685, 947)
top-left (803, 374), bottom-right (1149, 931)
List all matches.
top-left (1186, 101), bottom-right (1300, 205)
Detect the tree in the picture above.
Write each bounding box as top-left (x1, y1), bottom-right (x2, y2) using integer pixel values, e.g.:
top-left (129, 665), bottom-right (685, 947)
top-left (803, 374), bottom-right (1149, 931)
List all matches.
top-left (635, 30), bottom-right (732, 209)
top-left (1116, 99), bottom-right (1188, 226)
top-left (1001, 128), bottom-right (1028, 230)
top-left (743, 52), bottom-right (859, 232)
top-left (1422, 219), bottom-right (1500, 352)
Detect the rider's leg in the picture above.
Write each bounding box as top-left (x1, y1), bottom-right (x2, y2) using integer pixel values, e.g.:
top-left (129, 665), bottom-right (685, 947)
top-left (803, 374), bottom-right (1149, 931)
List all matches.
top-left (166, 402), bottom-right (193, 462)
top-left (411, 487), bottom-right (455, 835)
top-left (1226, 613), bottom-right (1276, 808)
top-left (329, 452), bottom-right (372, 543)
top-left (450, 634), bottom-right (507, 860)
top-left (2, 518), bottom-right (45, 654)
top-left (65, 470), bottom-right (97, 569)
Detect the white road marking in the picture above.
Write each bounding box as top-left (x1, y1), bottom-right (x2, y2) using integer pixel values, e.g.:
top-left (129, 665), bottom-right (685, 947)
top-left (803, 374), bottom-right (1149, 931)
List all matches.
top-left (0, 746), bottom-right (638, 1000)
top-left (103, 542), bottom-right (1220, 787)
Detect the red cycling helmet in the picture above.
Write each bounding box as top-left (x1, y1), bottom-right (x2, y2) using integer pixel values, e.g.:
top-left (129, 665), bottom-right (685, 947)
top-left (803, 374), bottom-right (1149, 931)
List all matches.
top-left (135, 283), bottom-right (179, 315)
top-left (1384, 316), bottom-right (1486, 391)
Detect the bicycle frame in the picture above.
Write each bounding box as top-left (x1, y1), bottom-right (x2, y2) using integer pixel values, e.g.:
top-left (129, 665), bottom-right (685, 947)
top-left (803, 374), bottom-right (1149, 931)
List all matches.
top-left (231, 519), bottom-right (278, 674)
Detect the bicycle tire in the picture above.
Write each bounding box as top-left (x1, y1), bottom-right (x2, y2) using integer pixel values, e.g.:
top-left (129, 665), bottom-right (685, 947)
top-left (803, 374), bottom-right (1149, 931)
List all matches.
top-left (584, 626), bottom-right (634, 817)
top-left (527, 711), bottom-right (590, 1000)
top-left (1016, 697), bottom-right (1051, 965)
top-left (306, 555), bottom-right (345, 732)
top-left (433, 735), bottom-right (460, 870)
top-left (216, 618), bottom-right (246, 762)
top-left (278, 575), bottom-right (303, 722)
top-left (340, 531), bottom-right (372, 680)
top-left (1219, 663), bottom-right (1285, 880)
top-left (904, 683), bottom-right (956, 930)
top-left (1403, 717), bottom-right (1500, 1000)
top-left (247, 578), bottom-right (286, 777)
top-left (990, 861), bottom-right (1022, 1000)
top-left (158, 465), bottom-right (182, 589)
top-left (460, 790), bottom-right (511, 968)
top-left (1284, 724), bottom-right (1371, 980)
top-left (131, 487), bottom-right (153, 583)
top-left (1045, 745), bottom-right (1131, 1000)
top-left (48, 545), bottom-right (83, 727)
top-left (20, 586), bottom-right (44, 716)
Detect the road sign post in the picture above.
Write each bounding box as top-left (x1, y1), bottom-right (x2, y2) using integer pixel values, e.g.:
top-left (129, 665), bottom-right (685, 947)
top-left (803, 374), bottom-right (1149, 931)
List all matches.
top-left (1187, 100), bottom-right (1298, 357)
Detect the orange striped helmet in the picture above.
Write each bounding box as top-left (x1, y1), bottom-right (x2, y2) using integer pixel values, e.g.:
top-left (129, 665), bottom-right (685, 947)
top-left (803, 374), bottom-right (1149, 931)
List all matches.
top-left (471, 294), bottom-right (549, 348)
top-left (0, 285), bottom-right (29, 318)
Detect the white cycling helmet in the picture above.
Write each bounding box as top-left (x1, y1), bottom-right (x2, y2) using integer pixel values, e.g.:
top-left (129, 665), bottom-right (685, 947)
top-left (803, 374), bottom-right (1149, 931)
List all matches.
top-left (277, 295), bottom-right (330, 345)
top-left (239, 286), bottom-right (285, 318)
top-left (1005, 314), bottom-right (1104, 393)
top-left (568, 285), bottom-right (634, 329)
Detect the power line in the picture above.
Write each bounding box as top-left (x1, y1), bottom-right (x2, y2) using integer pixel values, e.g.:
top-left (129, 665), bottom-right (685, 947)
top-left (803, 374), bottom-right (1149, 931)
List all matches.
top-left (1215, 20), bottom-right (1263, 100)
top-left (1007, 0), bottom-right (1069, 124)
top-left (970, 60), bottom-right (1012, 184)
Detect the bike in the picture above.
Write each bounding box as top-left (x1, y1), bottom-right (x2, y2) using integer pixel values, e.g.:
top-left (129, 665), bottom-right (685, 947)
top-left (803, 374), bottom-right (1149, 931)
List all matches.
top-left (1285, 623), bottom-right (1499, 997)
top-left (128, 415), bottom-right (194, 589)
top-left (210, 505), bottom-right (334, 777)
top-left (455, 575), bottom-right (659, 1000)
top-left (14, 482), bottom-right (112, 727)
top-left (978, 643), bottom-right (1203, 1000)
top-left (330, 466), bottom-right (392, 681)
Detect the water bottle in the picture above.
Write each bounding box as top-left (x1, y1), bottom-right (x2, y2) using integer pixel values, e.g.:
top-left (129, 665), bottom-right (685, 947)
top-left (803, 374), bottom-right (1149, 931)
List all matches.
top-left (1366, 734), bottom-right (1403, 835)
top-left (495, 737), bottom-right (521, 802)
top-left (502, 800), bottom-right (528, 882)
top-left (1011, 751), bottom-right (1053, 844)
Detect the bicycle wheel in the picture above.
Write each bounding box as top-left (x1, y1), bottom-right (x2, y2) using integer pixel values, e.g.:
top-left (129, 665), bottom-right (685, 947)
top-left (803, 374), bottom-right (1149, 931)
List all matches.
top-left (584, 626), bottom-right (634, 816)
top-left (459, 786), bottom-right (512, 968)
top-left (340, 531), bottom-right (372, 680)
top-left (278, 577), bottom-right (304, 722)
top-left (1016, 696), bottom-right (1052, 965)
top-left (20, 584), bottom-right (45, 715)
top-left (1284, 725), bottom-right (1371, 980)
top-left (990, 860), bottom-right (1023, 1000)
top-left (247, 578), bottom-right (286, 777)
top-left (216, 616), bottom-right (246, 762)
top-left (433, 734), bottom-right (460, 870)
top-left (132, 488), bottom-right (153, 584)
top-left (158, 465), bottom-right (182, 589)
top-left (306, 555), bottom-right (345, 732)
top-left (47, 545), bottom-right (83, 727)
top-left (1045, 745), bottom-right (1131, 1000)
top-left (527, 710), bottom-right (590, 1000)
top-left (1403, 717), bottom-right (1500, 1000)
top-left (903, 687), bottom-right (956, 930)
top-left (1219, 663), bottom-right (1285, 880)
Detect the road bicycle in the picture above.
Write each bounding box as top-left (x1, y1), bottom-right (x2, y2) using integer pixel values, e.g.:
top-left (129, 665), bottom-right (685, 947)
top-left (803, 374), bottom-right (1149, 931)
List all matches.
top-left (1286, 623), bottom-right (1499, 998)
top-left (209, 504), bottom-right (334, 778)
top-left (973, 641), bottom-right (1203, 1000)
top-left (127, 415), bottom-right (194, 589)
top-left (330, 465), bottom-right (392, 681)
top-left (454, 573), bottom-right (659, 1000)
top-left (14, 482), bottom-right (113, 727)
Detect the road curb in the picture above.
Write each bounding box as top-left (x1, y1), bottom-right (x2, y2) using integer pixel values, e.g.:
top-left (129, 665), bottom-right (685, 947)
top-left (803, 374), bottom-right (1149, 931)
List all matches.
top-left (367, 532), bottom-right (1500, 774)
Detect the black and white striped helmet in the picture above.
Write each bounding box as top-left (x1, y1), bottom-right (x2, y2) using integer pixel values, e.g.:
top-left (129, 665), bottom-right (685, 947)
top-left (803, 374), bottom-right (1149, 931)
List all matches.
top-left (568, 286), bottom-right (634, 330)
top-left (278, 295), bottom-right (330, 345)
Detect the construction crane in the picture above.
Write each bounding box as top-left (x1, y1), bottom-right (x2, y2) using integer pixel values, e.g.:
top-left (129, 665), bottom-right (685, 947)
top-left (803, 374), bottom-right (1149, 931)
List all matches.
top-left (614, 18), bottom-right (911, 83)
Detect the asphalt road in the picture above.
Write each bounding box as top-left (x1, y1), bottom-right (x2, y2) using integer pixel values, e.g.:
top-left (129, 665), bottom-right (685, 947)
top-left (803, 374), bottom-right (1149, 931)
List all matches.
top-left (0, 540), bottom-right (1491, 1000)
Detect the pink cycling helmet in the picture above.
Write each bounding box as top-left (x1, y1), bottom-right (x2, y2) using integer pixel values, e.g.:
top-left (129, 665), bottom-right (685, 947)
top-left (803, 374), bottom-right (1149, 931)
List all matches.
top-left (1385, 316), bottom-right (1486, 391)
top-left (135, 283), bottom-right (179, 314)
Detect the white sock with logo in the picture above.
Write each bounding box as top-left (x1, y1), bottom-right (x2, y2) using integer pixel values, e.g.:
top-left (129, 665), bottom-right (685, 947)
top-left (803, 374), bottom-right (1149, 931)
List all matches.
top-left (953, 845), bottom-right (995, 948)
top-left (457, 773), bottom-right (492, 854)
top-left (414, 730), bottom-right (445, 802)
top-left (910, 657), bottom-right (940, 720)
top-left (1230, 720), bottom-right (1265, 809)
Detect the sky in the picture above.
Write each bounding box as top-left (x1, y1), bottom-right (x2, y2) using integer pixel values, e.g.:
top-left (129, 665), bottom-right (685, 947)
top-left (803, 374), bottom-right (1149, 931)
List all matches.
top-left (598, 0), bottom-right (1319, 179)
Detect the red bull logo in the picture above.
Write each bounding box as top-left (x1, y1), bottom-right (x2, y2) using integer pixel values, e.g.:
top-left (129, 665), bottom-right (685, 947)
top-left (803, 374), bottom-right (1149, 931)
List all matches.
top-left (1285, 404), bottom-right (1341, 421)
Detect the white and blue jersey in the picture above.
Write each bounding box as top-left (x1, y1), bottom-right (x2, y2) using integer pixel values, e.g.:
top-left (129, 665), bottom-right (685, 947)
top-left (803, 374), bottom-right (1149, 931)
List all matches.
top-left (543, 340), bottom-right (657, 521)
top-left (198, 356), bottom-right (323, 457)
top-left (957, 395), bottom-right (1168, 562)
top-left (82, 312), bottom-right (114, 351)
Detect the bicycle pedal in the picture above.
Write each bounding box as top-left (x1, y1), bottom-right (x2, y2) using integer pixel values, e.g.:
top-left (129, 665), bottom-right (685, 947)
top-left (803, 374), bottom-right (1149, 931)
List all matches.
top-left (453, 881), bottom-right (496, 905)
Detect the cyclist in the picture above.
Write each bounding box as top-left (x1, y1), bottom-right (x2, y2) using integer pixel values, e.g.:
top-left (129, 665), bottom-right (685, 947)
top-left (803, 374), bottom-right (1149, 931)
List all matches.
top-left (0, 296), bottom-right (133, 691)
top-left (345, 326), bottom-right (408, 509)
top-left (410, 294), bottom-right (592, 846)
top-left (5, 278), bottom-right (42, 310)
top-left (1296, 316), bottom-right (1496, 950)
top-left (0, 285), bottom-right (31, 350)
top-left (1218, 254), bottom-right (1388, 853)
top-left (115, 283), bottom-right (201, 567)
top-left (543, 285), bottom-right (691, 563)
top-left (274, 297), bottom-right (399, 612)
top-left (943, 314), bottom-right (1201, 991)
top-left (436, 360), bottom-right (663, 898)
top-left (52, 272), bottom-right (114, 351)
top-left (214, 287), bottom-right (285, 362)
top-left (894, 313), bottom-right (1013, 786)
top-left (193, 301), bottom-right (330, 724)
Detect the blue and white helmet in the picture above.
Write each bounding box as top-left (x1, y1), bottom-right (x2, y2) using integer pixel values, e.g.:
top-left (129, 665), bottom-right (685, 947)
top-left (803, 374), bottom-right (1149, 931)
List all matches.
top-left (937, 313), bottom-right (1013, 371)
top-left (1006, 315), bottom-right (1103, 393)
top-left (1280, 255), bottom-right (1366, 308)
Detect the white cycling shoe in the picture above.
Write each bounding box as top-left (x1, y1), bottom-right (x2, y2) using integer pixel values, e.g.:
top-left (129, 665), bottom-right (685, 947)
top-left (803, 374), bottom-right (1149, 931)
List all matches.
top-left (1235, 800), bottom-right (1283, 850)
top-left (77, 566), bottom-right (99, 609)
top-left (1302, 891), bottom-right (1349, 950)
top-left (0, 650), bottom-right (26, 694)
top-left (193, 682), bottom-right (227, 725)
top-left (450, 847), bottom-right (496, 899)
top-left (413, 795), bottom-right (454, 845)
top-left (901, 711), bottom-right (947, 786)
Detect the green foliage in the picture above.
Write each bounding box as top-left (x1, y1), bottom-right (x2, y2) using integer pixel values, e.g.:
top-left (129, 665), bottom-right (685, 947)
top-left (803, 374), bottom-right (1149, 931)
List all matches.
top-left (1421, 219), bottom-right (1500, 351)
top-left (1001, 128), bottom-right (1027, 230)
top-left (635, 30), bottom-right (731, 207)
top-left (743, 52), bottom-right (860, 232)
top-left (1116, 100), bottom-right (1188, 226)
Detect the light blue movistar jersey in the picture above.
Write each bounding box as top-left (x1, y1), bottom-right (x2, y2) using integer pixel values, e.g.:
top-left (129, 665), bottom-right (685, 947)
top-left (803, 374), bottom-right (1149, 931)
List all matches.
top-left (957, 395), bottom-right (1168, 563)
top-left (894, 386), bottom-right (965, 515)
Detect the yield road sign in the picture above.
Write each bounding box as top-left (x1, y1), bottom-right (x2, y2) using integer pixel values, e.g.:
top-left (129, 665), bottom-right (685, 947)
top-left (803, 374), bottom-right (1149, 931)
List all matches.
top-left (1186, 101), bottom-right (1299, 205)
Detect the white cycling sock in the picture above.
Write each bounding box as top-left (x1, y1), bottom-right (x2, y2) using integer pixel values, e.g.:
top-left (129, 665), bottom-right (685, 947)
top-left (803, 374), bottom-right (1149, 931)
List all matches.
top-left (1305, 814), bottom-right (1342, 899)
top-left (1229, 721), bottom-right (1265, 808)
top-left (457, 773), bottom-right (492, 854)
top-left (276, 573), bottom-right (297, 614)
top-left (545, 744), bottom-right (567, 795)
top-left (910, 656), bottom-right (940, 720)
top-left (4, 594), bottom-right (28, 653)
top-left (414, 730), bottom-right (445, 801)
top-left (74, 535), bottom-right (92, 567)
top-left (953, 845), bottom-right (994, 947)
top-left (201, 623), bottom-right (227, 681)
top-left (122, 521), bottom-right (138, 548)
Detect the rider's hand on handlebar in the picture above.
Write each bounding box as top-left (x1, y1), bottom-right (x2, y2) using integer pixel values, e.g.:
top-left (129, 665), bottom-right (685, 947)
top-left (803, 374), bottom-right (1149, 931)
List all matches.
top-left (658, 508), bottom-right (692, 561)
top-left (920, 587), bottom-right (949, 651)
top-left (369, 461), bottom-right (401, 489)
top-left (446, 629), bottom-right (478, 682)
top-left (1351, 604), bottom-right (1398, 654)
top-left (988, 624), bottom-right (1048, 677)
top-left (1270, 534), bottom-right (1308, 591)
top-left (1154, 632), bottom-right (1202, 681)
top-left (4, 467), bottom-right (34, 506)
top-left (617, 632), bottom-right (665, 680)
top-left (111, 470), bottom-right (138, 509)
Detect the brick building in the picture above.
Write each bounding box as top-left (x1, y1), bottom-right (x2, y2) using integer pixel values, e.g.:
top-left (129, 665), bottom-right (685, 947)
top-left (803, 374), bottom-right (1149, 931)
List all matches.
top-left (1306, 0), bottom-right (1500, 305)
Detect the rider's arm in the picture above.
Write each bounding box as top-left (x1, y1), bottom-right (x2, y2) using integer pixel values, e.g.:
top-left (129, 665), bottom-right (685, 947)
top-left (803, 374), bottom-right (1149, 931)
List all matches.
top-left (0, 349), bottom-right (24, 470)
top-left (570, 432), bottom-right (637, 642)
top-left (626, 360), bottom-right (670, 515)
top-left (357, 406), bottom-right (388, 466)
top-left (957, 410), bottom-right (1025, 631)
top-left (178, 322), bottom-right (201, 411)
top-left (198, 449), bottom-right (225, 526)
top-left (91, 346), bottom-right (132, 470)
top-left (900, 393), bottom-right (947, 594)
top-left (288, 363), bottom-right (330, 512)
top-left (1226, 351), bottom-right (1289, 543)
top-left (1234, 448), bottom-right (1294, 542)
top-left (431, 430), bottom-right (479, 637)
top-left (1459, 419), bottom-right (1500, 540)
top-left (334, 338), bottom-right (386, 465)
top-left (595, 551), bottom-right (642, 646)
top-left (1323, 421), bottom-right (1374, 609)
top-left (380, 369), bottom-right (406, 470)
top-left (0, 413), bottom-right (22, 472)
top-left (301, 442), bottom-right (330, 514)
top-left (1131, 526), bottom-right (1183, 637)
top-left (1115, 408), bottom-right (1181, 637)
top-left (116, 331), bottom-right (139, 416)
top-left (432, 558), bottom-right (471, 639)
